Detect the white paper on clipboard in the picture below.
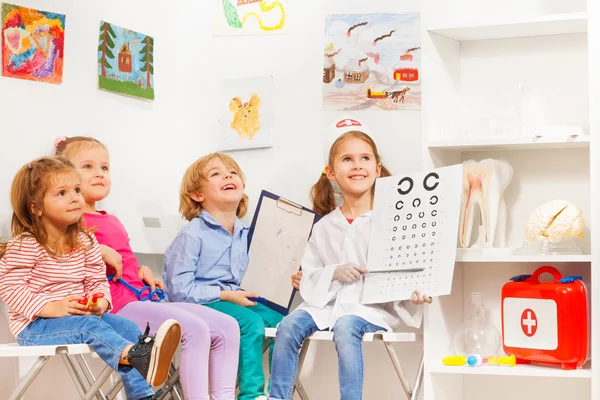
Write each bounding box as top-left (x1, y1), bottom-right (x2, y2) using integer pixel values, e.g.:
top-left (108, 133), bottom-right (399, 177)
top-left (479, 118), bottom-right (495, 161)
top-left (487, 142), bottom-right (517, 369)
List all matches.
top-left (242, 196), bottom-right (316, 308)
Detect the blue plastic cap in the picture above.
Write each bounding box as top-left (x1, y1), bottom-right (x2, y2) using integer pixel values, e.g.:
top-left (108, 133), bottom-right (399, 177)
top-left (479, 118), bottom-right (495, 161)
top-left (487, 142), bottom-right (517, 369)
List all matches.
top-left (509, 274), bottom-right (532, 282)
top-left (558, 276), bottom-right (583, 284)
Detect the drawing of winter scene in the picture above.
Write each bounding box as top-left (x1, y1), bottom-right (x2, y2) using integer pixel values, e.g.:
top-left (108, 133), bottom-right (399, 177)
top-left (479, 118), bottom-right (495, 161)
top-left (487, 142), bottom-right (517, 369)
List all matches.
top-left (323, 13), bottom-right (421, 110)
top-left (98, 21), bottom-right (154, 100)
top-left (1, 3), bottom-right (66, 84)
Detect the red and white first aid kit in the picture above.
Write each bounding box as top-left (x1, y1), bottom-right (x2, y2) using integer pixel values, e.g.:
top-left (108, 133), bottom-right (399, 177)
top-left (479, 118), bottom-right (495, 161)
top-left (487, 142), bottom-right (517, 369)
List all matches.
top-left (501, 266), bottom-right (589, 370)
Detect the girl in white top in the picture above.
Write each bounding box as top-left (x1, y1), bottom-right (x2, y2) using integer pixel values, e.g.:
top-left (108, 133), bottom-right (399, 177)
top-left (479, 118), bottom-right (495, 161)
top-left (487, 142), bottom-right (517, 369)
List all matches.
top-left (269, 117), bottom-right (430, 400)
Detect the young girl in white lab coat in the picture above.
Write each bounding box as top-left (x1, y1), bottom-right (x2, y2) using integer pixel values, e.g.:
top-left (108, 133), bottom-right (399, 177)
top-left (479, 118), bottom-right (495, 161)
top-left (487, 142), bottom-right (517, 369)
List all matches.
top-left (268, 117), bottom-right (430, 400)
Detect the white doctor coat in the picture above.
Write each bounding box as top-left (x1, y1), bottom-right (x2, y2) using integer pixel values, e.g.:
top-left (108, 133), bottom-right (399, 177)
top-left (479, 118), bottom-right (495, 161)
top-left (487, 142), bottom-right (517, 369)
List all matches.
top-left (296, 208), bottom-right (424, 332)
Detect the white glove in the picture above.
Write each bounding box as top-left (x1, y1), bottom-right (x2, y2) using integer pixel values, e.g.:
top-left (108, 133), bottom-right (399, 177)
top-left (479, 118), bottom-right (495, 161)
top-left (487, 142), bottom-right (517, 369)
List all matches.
top-left (332, 264), bottom-right (368, 283)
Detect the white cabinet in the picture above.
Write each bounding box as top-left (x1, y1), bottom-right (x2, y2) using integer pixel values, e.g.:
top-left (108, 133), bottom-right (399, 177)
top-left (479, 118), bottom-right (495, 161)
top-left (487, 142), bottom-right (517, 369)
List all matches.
top-left (420, 1), bottom-right (597, 399)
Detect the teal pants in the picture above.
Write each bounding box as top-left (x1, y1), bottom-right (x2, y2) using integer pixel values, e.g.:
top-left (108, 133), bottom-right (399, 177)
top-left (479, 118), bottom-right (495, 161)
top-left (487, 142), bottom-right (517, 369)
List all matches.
top-left (206, 301), bottom-right (284, 400)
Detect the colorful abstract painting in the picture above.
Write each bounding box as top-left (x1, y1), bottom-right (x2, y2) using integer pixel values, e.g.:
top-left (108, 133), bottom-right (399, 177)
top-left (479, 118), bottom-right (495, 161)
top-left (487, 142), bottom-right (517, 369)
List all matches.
top-left (213, 0), bottom-right (287, 36)
top-left (217, 76), bottom-right (275, 151)
top-left (323, 13), bottom-right (421, 110)
top-left (1, 3), bottom-right (66, 84)
top-left (98, 21), bottom-right (154, 100)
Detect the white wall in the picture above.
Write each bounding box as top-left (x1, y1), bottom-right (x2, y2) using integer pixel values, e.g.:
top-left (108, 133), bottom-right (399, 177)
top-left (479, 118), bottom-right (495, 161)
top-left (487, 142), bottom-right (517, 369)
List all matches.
top-left (0, 0), bottom-right (423, 399)
top-left (0, 0), bottom-right (422, 251)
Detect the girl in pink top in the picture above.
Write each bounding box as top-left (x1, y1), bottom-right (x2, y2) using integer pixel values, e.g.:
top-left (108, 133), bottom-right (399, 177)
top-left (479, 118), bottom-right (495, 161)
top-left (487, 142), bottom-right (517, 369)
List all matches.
top-left (56, 137), bottom-right (240, 400)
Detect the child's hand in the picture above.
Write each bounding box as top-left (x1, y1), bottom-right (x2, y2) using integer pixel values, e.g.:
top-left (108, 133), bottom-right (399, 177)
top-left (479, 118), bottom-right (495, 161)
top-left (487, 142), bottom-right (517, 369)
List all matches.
top-left (38, 295), bottom-right (88, 318)
top-left (221, 290), bottom-right (259, 307)
top-left (88, 298), bottom-right (109, 316)
top-left (411, 290), bottom-right (432, 305)
top-left (138, 265), bottom-right (164, 291)
top-left (291, 270), bottom-right (303, 290)
top-left (100, 245), bottom-right (123, 281)
top-left (333, 264), bottom-right (368, 283)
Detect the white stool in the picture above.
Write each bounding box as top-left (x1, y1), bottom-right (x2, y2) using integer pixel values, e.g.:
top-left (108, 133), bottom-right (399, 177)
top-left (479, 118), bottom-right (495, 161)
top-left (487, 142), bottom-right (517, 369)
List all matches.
top-left (264, 328), bottom-right (423, 400)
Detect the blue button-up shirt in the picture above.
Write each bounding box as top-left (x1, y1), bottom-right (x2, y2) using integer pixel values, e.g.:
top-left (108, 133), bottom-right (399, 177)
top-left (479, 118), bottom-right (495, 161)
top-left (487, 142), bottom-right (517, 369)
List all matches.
top-left (163, 210), bottom-right (249, 304)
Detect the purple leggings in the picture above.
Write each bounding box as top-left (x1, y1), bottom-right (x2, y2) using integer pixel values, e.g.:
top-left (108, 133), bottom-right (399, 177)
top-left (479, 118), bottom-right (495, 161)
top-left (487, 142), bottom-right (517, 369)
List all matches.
top-left (118, 301), bottom-right (240, 400)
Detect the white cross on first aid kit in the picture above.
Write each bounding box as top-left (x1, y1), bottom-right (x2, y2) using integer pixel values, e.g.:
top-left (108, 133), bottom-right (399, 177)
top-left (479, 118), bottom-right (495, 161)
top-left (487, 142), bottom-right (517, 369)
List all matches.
top-left (503, 298), bottom-right (558, 350)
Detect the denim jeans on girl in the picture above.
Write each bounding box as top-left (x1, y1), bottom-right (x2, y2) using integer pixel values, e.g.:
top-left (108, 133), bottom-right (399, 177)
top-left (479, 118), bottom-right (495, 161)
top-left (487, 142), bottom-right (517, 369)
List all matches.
top-left (17, 313), bottom-right (154, 400)
top-left (268, 310), bottom-right (385, 400)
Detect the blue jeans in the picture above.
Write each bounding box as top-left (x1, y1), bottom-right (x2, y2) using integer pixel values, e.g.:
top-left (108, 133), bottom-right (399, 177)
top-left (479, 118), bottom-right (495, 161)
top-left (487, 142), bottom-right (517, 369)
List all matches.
top-left (17, 314), bottom-right (154, 400)
top-left (269, 311), bottom-right (385, 400)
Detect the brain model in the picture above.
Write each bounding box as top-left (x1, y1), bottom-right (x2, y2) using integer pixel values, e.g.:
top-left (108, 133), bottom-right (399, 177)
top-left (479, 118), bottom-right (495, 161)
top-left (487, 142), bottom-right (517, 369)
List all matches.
top-left (524, 200), bottom-right (584, 243)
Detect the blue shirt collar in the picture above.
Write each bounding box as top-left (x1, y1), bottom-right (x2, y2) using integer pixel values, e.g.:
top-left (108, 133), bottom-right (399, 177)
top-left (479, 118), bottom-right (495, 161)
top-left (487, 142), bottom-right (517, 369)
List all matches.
top-left (199, 209), bottom-right (248, 236)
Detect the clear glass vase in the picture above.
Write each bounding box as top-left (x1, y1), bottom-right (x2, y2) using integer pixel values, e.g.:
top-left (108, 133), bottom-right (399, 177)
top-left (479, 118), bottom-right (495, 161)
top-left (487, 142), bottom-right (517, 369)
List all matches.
top-left (453, 292), bottom-right (502, 357)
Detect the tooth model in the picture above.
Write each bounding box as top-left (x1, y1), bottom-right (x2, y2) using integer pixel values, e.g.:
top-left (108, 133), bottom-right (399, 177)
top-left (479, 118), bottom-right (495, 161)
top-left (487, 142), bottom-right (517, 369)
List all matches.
top-left (459, 159), bottom-right (513, 248)
top-left (524, 200), bottom-right (584, 243)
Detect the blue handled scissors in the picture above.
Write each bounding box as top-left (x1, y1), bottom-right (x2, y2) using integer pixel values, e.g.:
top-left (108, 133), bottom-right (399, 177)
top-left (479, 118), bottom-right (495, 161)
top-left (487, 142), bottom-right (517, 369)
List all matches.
top-left (107, 274), bottom-right (165, 303)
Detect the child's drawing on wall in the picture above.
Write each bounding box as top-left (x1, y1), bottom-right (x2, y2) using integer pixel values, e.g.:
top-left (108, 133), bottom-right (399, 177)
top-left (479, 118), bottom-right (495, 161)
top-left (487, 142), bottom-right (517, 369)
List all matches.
top-left (213, 0), bottom-right (287, 36)
top-left (1, 3), bottom-right (66, 84)
top-left (323, 13), bottom-right (421, 110)
top-left (97, 21), bottom-right (154, 100)
top-left (229, 94), bottom-right (262, 140)
top-left (217, 76), bottom-right (274, 151)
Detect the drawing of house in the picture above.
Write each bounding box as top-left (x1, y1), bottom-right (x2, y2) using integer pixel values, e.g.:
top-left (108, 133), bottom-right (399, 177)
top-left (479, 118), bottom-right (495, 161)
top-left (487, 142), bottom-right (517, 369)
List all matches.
top-left (118, 43), bottom-right (132, 73)
top-left (344, 58), bottom-right (369, 83)
top-left (399, 52), bottom-right (413, 61)
top-left (394, 50), bottom-right (419, 82)
top-left (323, 56), bottom-right (336, 83)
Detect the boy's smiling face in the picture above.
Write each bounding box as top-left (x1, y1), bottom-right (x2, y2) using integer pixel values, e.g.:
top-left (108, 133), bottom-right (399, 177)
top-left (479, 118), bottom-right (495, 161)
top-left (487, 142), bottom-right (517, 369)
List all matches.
top-left (192, 156), bottom-right (245, 209)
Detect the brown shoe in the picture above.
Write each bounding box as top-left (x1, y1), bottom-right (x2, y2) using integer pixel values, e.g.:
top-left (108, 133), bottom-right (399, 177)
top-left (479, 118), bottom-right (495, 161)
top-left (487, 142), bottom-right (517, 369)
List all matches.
top-left (127, 319), bottom-right (182, 387)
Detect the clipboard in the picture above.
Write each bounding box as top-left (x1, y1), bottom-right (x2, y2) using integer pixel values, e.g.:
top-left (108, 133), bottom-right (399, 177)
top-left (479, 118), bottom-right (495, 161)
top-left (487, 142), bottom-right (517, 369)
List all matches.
top-left (242, 190), bottom-right (321, 315)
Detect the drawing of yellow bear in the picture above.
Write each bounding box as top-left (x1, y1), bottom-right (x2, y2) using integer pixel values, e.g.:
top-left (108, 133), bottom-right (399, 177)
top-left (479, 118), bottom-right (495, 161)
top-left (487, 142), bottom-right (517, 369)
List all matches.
top-left (229, 94), bottom-right (261, 140)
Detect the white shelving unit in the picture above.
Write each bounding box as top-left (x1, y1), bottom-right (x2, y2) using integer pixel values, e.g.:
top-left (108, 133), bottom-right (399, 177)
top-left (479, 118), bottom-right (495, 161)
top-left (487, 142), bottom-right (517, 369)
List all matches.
top-left (429, 364), bottom-right (593, 379)
top-left (428, 12), bottom-right (587, 41)
top-left (427, 135), bottom-right (590, 151)
top-left (421, 1), bottom-right (596, 399)
top-left (455, 248), bottom-right (592, 263)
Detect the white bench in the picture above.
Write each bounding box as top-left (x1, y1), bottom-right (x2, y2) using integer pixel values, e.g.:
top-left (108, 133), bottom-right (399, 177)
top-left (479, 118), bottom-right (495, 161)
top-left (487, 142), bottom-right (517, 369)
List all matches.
top-left (0, 342), bottom-right (183, 400)
top-left (0, 343), bottom-right (117, 400)
top-left (264, 328), bottom-right (423, 400)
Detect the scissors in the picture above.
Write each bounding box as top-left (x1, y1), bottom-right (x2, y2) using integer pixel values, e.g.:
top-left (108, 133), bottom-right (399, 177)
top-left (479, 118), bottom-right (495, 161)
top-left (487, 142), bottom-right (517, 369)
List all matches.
top-left (107, 274), bottom-right (165, 302)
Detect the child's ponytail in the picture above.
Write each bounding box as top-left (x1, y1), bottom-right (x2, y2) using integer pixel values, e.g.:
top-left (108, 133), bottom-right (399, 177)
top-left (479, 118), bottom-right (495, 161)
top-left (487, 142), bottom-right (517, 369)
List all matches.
top-left (380, 164), bottom-right (392, 178)
top-left (310, 171), bottom-right (338, 216)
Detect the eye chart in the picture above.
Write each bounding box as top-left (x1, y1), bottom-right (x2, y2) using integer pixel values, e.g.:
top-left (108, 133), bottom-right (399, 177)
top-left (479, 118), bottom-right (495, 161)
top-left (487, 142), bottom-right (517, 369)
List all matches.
top-left (362, 164), bottom-right (463, 304)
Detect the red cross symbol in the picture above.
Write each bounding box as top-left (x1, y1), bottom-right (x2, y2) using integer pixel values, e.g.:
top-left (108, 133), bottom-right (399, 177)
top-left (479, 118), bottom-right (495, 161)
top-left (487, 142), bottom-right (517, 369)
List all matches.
top-left (521, 308), bottom-right (538, 337)
top-left (336, 119), bottom-right (361, 128)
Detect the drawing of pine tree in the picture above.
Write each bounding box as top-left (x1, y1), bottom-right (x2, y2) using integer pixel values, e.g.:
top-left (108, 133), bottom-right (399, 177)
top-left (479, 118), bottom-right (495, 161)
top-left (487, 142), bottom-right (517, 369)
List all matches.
top-left (98, 21), bottom-right (117, 78)
top-left (139, 35), bottom-right (153, 89)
